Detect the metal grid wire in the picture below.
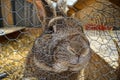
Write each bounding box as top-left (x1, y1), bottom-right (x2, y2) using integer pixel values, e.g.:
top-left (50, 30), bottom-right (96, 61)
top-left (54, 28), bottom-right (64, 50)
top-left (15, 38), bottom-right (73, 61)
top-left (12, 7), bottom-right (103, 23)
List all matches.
top-left (0, 0), bottom-right (120, 80)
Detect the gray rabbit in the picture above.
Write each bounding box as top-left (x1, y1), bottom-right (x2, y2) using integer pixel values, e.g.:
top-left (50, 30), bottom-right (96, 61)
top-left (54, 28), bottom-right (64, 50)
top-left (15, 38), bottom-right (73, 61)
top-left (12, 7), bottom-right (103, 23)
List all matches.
top-left (23, 17), bottom-right (92, 80)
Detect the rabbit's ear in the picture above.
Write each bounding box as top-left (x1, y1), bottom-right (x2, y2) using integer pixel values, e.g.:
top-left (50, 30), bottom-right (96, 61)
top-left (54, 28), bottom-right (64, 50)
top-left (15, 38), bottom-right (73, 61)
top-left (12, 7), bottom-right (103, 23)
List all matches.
top-left (44, 25), bottom-right (56, 34)
top-left (47, 16), bottom-right (65, 33)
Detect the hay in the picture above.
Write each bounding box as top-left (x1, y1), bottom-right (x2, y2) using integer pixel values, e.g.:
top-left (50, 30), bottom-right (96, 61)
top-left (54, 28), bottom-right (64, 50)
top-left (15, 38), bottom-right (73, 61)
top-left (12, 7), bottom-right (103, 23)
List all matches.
top-left (0, 28), bottom-right (42, 80)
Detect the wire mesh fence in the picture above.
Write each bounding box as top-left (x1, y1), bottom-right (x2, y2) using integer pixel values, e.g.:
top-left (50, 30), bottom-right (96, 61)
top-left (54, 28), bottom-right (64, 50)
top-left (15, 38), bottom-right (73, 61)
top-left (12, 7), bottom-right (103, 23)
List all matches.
top-left (0, 0), bottom-right (120, 80)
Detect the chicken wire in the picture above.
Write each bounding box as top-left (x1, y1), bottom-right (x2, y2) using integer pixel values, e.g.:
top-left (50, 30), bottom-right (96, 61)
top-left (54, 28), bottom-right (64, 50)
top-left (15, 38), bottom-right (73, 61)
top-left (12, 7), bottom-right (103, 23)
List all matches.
top-left (0, 0), bottom-right (120, 80)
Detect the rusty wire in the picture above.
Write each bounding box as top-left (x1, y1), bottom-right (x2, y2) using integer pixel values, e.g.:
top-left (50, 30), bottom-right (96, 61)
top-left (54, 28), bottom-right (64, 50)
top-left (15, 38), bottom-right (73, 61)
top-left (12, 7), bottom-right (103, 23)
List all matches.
top-left (0, 0), bottom-right (120, 80)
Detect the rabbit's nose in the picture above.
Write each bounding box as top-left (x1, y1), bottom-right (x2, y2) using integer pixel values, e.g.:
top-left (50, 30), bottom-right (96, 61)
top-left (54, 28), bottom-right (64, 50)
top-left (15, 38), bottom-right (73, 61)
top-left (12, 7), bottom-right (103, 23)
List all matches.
top-left (76, 53), bottom-right (80, 58)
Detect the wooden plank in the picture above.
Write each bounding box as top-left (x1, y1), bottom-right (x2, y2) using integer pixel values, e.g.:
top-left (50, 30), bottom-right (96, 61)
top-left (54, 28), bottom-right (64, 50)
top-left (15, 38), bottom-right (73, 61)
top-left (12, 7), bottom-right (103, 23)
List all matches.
top-left (0, 0), bottom-right (3, 27)
top-left (0, 27), bottom-right (25, 36)
top-left (67, 0), bottom-right (96, 16)
top-left (26, 0), bottom-right (33, 3)
top-left (73, 0), bottom-right (96, 11)
top-left (1, 0), bottom-right (13, 26)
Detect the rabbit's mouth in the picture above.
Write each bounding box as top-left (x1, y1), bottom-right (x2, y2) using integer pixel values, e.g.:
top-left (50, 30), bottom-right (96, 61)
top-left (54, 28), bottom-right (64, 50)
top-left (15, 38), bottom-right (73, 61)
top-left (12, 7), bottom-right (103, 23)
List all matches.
top-left (53, 62), bottom-right (87, 73)
top-left (53, 49), bottom-right (91, 72)
top-left (53, 57), bottom-right (89, 73)
top-left (68, 62), bottom-right (88, 71)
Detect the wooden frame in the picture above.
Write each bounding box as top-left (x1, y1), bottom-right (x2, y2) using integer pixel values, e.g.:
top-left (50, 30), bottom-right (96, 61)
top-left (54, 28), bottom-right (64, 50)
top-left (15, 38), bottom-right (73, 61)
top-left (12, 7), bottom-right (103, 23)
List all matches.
top-left (1, 0), bottom-right (13, 27)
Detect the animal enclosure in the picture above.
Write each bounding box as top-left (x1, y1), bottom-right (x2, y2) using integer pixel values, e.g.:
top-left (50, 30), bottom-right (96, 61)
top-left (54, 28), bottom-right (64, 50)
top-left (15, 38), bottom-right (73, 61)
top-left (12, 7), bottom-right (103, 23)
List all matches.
top-left (0, 0), bottom-right (120, 80)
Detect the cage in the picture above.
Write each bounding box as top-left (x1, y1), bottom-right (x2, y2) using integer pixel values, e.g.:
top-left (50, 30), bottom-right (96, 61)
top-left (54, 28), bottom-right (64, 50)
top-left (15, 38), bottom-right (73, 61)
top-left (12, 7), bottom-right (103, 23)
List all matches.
top-left (0, 0), bottom-right (120, 80)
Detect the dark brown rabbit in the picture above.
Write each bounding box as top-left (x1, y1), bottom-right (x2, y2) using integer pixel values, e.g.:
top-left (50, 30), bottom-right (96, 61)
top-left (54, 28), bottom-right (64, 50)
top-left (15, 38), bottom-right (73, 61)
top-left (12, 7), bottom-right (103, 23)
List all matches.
top-left (23, 17), bottom-right (92, 80)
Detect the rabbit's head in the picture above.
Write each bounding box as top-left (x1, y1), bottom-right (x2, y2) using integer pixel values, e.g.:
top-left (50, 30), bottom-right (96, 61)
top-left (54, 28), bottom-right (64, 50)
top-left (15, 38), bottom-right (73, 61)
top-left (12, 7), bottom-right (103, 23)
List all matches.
top-left (33, 17), bottom-right (91, 73)
top-left (51, 33), bottom-right (91, 73)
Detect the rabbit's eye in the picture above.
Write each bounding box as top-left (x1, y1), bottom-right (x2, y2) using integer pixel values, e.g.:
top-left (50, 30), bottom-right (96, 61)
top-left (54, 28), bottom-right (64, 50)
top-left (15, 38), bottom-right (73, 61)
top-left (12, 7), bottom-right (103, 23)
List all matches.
top-left (49, 26), bottom-right (54, 31)
top-left (45, 26), bottom-right (54, 34)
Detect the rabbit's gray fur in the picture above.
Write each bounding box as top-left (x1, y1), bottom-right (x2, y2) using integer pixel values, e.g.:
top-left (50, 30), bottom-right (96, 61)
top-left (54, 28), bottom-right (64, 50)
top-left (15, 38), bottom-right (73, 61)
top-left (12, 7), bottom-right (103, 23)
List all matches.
top-left (23, 17), bottom-right (91, 80)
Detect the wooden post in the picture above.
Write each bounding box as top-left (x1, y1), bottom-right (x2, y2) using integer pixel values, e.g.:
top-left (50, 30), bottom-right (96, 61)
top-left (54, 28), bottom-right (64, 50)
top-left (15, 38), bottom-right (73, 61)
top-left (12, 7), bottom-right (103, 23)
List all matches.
top-left (1, 0), bottom-right (13, 27)
top-left (73, 0), bottom-right (96, 11)
top-left (0, 0), bottom-right (3, 27)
